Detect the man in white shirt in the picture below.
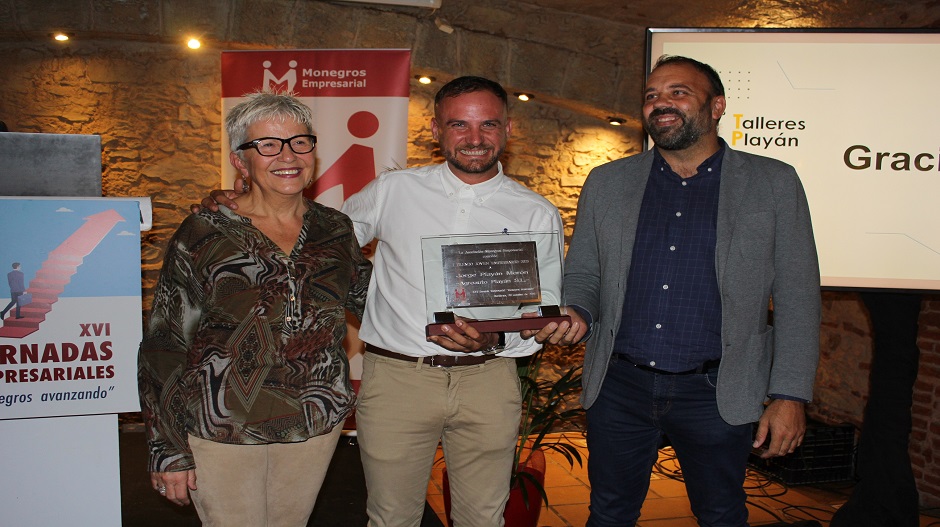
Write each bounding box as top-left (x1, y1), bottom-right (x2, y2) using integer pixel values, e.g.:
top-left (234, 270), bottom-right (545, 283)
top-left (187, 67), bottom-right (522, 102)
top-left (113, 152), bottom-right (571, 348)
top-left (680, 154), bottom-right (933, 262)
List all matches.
top-left (202, 76), bottom-right (579, 527)
top-left (345, 76), bottom-right (569, 527)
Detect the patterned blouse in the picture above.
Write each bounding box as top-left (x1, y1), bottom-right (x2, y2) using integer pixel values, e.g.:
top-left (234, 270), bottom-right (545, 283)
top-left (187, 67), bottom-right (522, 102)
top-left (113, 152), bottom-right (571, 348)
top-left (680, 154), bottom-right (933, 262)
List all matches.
top-left (139, 202), bottom-right (371, 472)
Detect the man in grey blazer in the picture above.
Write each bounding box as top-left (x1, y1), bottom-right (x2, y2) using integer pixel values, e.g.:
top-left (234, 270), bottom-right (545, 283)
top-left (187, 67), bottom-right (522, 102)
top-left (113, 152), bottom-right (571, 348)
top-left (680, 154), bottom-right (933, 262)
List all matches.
top-left (526, 55), bottom-right (820, 526)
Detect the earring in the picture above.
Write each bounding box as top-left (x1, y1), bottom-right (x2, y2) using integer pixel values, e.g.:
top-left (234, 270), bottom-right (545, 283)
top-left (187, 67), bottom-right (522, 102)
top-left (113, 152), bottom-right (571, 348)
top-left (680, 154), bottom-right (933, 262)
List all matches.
top-left (241, 175), bottom-right (251, 192)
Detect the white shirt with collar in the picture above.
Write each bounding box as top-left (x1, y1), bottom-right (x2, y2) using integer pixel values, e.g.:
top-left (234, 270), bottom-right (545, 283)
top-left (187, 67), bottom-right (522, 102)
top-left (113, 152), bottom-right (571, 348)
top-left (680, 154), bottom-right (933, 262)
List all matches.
top-left (341, 162), bottom-right (564, 358)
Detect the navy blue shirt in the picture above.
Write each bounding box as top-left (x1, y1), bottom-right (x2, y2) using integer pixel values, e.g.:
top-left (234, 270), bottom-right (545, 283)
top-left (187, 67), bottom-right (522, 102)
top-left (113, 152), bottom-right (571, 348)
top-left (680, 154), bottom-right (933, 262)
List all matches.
top-left (613, 145), bottom-right (725, 372)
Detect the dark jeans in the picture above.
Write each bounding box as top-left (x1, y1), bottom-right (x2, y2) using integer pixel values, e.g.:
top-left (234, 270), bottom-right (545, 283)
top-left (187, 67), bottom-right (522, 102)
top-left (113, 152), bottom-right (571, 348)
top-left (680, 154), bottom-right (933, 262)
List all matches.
top-left (1, 291), bottom-right (22, 318)
top-left (586, 355), bottom-right (752, 527)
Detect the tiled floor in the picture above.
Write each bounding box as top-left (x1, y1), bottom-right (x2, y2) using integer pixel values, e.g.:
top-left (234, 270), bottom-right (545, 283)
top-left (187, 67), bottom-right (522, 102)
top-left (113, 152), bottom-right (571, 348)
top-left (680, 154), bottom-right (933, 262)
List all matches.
top-left (425, 432), bottom-right (940, 527)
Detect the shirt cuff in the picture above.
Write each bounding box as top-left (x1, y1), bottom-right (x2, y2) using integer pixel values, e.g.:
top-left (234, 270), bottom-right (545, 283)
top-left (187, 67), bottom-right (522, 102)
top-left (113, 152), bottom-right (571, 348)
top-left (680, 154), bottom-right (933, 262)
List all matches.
top-left (568, 304), bottom-right (594, 343)
top-left (768, 393), bottom-right (809, 404)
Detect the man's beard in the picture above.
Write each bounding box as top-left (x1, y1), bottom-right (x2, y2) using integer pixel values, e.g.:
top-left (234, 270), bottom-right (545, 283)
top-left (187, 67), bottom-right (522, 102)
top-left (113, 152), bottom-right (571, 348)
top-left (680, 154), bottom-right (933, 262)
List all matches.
top-left (443, 145), bottom-right (502, 174)
top-left (644, 106), bottom-right (713, 151)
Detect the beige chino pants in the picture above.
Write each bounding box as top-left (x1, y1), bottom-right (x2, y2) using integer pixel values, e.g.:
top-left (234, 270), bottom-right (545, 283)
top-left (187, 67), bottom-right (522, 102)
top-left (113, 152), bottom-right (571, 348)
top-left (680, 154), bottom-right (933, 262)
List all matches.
top-left (357, 352), bottom-right (522, 527)
top-left (188, 425), bottom-right (343, 527)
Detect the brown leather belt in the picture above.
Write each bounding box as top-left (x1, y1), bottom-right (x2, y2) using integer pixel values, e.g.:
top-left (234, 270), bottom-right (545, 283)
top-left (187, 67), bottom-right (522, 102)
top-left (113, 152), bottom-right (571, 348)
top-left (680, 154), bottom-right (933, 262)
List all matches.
top-left (366, 344), bottom-right (500, 367)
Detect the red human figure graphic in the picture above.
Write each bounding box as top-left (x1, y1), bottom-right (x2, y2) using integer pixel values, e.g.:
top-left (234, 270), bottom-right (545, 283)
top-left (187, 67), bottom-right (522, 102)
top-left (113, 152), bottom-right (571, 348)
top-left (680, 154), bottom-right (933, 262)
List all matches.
top-left (310, 111), bottom-right (380, 202)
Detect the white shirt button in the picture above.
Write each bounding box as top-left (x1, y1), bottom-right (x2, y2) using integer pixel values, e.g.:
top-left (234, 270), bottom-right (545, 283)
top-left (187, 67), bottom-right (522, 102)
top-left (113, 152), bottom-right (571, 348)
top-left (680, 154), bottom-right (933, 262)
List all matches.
top-left (662, 284), bottom-right (669, 290)
top-left (670, 245), bottom-right (676, 251)
top-left (676, 212), bottom-right (682, 217)
top-left (655, 323), bottom-right (662, 329)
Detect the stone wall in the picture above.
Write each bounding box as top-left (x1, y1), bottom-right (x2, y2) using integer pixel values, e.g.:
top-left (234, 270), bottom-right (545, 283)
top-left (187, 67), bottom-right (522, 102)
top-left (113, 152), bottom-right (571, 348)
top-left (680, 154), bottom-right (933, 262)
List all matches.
top-left (2, 0), bottom-right (939, 507)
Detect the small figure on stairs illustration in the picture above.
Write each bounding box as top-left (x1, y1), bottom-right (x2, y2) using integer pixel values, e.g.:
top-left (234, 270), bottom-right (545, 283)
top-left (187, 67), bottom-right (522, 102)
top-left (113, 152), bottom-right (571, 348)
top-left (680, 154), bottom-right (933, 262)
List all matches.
top-left (1, 262), bottom-right (26, 321)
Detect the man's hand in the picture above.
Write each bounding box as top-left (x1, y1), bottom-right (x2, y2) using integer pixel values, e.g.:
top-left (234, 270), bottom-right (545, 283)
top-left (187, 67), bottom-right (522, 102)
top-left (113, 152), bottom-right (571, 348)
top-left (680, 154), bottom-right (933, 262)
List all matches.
top-left (189, 178), bottom-right (248, 214)
top-left (520, 307), bottom-right (588, 345)
top-left (427, 318), bottom-right (498, 353)
top-left (753, 399), bottom-right (806, 459)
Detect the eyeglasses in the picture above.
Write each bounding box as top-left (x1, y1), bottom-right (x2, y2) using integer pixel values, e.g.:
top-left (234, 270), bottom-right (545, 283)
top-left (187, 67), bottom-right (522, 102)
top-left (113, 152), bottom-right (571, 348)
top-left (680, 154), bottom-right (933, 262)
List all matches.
top-left (237, 134), bottom-right (317, 156)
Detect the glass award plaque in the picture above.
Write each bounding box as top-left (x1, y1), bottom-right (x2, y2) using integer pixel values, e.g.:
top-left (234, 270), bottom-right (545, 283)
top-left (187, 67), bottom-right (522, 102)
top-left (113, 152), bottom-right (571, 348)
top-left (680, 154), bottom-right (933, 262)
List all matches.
top-left (421, 231), bottom-right (569, 337)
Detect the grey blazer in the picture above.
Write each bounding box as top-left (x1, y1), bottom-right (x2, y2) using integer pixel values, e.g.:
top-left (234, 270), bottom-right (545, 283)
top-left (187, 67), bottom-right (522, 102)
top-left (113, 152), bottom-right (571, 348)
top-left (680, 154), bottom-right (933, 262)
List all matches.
top-left (566, 147), bottom-right (821, 425)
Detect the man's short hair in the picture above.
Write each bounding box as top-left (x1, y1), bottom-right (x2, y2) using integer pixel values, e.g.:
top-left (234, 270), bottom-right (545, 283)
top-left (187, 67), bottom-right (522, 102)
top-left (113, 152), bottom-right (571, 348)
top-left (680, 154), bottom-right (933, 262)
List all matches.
top-left (653, 55), bottom-right (725, 99)
top-left (225, 92), bottom-right (315, 155)
top-left (434, 76), bottom-right (508, 113)
top-left (12, 262), bottom-right (20, 269)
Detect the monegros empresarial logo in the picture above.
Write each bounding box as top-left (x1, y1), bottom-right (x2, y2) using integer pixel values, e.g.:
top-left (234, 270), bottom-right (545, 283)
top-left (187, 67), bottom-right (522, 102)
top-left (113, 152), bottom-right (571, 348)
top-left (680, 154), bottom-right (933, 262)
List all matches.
top-left (261, 59), bottom-right (368, 92)
top-left (261, 59), bottom-right (369, 93)
top-left (730, 113), bottom-right (806, 150)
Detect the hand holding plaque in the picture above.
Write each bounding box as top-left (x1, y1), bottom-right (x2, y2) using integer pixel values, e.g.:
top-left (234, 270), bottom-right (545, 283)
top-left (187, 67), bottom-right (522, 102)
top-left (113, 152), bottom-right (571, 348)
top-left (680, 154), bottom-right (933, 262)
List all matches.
top-left (421, 231), bottom-right (568, 337)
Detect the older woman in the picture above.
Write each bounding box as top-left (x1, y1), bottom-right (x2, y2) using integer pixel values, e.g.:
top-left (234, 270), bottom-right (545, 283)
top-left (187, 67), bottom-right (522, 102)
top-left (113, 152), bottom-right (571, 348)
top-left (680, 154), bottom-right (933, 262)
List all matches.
top-left (138, 92), bottom-right (371, 526)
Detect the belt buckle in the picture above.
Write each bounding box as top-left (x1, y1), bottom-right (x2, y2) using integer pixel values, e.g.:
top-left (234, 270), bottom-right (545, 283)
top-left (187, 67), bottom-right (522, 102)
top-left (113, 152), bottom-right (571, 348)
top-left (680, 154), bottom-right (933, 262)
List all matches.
top-left (427, 355), bottom-right (445, 368)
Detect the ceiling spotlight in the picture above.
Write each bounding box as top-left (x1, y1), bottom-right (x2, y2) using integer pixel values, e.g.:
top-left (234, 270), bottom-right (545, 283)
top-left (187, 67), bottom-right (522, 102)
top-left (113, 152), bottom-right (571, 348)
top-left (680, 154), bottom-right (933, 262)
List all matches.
top-left (52, 32), bottom-right (70, 42)
top-left (515, 93), bottom-right (534, 102)
top-left (187, 38), bottom-right (202, 49)
top-left (608, 117), bottom-right (625, 126)
top-left (415, 75), bottom-right (435, 85)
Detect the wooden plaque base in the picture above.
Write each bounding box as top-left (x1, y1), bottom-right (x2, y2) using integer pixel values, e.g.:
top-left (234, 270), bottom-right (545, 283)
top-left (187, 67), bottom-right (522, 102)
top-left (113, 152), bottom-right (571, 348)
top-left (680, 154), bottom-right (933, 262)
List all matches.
top-left (425, 315), bottom-right (571, 337)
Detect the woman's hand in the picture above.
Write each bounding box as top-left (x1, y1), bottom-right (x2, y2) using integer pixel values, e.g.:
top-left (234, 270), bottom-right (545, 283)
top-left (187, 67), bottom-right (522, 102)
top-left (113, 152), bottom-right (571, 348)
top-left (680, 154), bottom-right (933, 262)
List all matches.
top-left (151, 469), bottom-right (197, 506)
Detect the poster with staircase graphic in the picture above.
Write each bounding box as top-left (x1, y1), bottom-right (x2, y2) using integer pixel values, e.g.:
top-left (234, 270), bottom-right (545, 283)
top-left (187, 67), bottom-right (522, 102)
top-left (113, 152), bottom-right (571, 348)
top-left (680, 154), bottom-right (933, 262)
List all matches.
top-left (0, 198), bottom-right (142, 419)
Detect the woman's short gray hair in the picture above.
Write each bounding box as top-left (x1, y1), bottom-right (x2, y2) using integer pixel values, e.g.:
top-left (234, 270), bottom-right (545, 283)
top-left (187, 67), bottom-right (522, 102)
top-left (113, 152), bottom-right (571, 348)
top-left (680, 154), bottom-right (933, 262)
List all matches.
top-left (225, 92), bottom-right (315, 155)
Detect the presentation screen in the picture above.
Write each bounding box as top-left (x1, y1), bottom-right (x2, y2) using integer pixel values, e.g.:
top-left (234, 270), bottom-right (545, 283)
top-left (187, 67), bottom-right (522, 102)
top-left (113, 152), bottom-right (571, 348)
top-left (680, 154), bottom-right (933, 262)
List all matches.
top-left (648, 29), bottom-right (940, 291)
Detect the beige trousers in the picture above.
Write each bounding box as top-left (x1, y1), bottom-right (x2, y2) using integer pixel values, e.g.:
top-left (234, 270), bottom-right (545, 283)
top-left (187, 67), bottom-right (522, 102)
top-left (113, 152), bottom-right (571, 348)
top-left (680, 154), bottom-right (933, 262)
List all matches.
top-left (188, 425), bottom-right (343, 527)
top-left (357, 352), bottom-right (521, 527)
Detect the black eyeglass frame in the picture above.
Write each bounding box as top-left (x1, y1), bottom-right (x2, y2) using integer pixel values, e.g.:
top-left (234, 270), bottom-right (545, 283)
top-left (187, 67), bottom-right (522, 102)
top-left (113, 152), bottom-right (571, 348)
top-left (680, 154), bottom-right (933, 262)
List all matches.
top-left (236, 134), bottom-right (318, 156)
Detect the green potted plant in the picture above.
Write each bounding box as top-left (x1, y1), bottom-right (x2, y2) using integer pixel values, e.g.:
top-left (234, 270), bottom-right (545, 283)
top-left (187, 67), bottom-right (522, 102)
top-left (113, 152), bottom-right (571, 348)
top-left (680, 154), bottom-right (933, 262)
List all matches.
top-left (442, 346), bottom-right (586, 527)
top-left (507, 347), bottom-right (585, 526)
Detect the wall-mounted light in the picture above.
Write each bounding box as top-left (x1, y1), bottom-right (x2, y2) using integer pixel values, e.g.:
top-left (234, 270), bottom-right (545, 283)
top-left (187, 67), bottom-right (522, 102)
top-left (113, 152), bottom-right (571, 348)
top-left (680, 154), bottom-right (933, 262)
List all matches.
top-left (607, 117), bottom-right (625, 126)
top-left (51, 32), bottom-right (70, 42)
top-left (434, 17), bottom-right (454, 34)
top-left (187, 38), bottom-right (202, 50)
top-left (415, 75), bottom-right (435, 85)
top-left (515, 93), bottom-right (534, 102)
